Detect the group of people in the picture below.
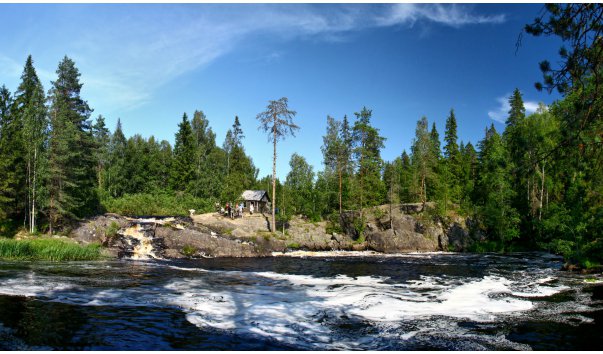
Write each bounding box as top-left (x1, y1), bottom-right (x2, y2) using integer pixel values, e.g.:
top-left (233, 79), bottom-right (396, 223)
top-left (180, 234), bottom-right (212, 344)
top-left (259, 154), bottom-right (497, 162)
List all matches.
top-left (219, 202), bottom-right (254, 219)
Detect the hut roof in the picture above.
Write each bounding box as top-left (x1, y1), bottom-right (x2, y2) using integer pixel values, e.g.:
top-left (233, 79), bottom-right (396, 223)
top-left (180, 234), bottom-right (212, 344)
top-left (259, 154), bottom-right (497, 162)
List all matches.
top-left (240, 190), bottom-right (270, 202)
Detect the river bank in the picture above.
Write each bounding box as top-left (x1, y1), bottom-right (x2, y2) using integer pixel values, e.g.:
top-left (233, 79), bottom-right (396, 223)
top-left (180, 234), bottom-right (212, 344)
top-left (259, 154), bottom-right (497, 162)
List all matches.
top-left (69, 204), bottom-right (485, 260)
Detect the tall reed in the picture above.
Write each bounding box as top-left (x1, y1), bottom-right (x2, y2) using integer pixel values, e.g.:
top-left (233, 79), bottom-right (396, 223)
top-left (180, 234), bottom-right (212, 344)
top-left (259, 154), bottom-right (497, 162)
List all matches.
top-left (0, 238), bottom-right (102, 261)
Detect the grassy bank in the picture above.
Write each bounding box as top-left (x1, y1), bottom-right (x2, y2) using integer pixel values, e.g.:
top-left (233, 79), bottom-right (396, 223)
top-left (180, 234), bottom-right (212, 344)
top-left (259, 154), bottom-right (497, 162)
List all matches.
top-left (0, 238), bottom-right (103, 261)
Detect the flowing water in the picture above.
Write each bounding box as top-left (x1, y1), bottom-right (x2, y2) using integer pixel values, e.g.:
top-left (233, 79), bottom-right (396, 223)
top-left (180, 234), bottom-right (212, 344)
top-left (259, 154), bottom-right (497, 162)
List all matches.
top-left (0, 252), bottom-right (602, 350)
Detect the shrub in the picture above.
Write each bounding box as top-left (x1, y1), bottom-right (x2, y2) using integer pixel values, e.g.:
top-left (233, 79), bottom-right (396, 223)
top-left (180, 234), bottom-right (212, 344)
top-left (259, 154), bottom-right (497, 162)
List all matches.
top-left (181, 244), bottom-right (197, 257)
top-left (101, 192), bottom-right (215, 217)
top-left (105, 221), bottom-right (120, 239)
top-left (286, 242), bottom-right (301, 249)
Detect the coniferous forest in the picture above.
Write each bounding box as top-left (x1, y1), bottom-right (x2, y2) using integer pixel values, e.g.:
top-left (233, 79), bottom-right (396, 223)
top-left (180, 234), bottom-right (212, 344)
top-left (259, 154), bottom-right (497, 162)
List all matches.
top-left (0, 4), bottom-right (601, 267)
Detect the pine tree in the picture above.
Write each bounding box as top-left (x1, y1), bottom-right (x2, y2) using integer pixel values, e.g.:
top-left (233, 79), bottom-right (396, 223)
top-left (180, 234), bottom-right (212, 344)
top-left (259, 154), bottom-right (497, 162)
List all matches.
top-left (351, 107), bottom-right (386, 216)
top-left (92, 115), bottom-right (110, 192)
top-left (170, 113), bottom-right (196, 191)
top-left (47, 56), bottom-right (97, 233)
top-left (13, 55), bottom-right (48, 233)
top-left (411, 117), bottom-right (435, 205)
top-left (256, 97), bottom-right (299, 232)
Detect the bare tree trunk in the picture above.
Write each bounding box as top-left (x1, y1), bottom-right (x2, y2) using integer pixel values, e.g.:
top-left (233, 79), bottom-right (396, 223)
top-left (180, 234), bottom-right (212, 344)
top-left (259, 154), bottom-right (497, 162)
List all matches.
top-left (338, 167), bottom-right (342, 215)
top-left (389, 177), bottom-right (393, 231)
top-left (538, 162), bottom-right (544, 220)
top-left (31, 147), bottom-right (37, 233)
top-left (272, 118), bottom-right (277, 233)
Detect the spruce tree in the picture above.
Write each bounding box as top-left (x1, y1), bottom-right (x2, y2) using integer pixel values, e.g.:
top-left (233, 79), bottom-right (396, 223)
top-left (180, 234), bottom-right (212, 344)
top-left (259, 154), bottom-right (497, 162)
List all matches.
top-left (321, 115), bottom-right (343, 213)
top-left (105, 119), bottom-right (128, 198)
top-left (47, 56), bottom-right (97, 233)
top-left (444, 109), bottom-right (461, 203)
top-left (0, 85), bottom-right (17, 220)
top-left (170, 113), bottom-right (196, 191)
top-left (14, 55), bottom-right (48, 233)
top-left (476, 124), bottom-right (520, 244)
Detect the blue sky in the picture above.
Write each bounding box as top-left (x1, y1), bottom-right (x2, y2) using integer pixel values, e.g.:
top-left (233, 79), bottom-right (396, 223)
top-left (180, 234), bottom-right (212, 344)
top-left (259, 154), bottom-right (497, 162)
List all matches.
top-left (0, 4), bottom-right (562, 179)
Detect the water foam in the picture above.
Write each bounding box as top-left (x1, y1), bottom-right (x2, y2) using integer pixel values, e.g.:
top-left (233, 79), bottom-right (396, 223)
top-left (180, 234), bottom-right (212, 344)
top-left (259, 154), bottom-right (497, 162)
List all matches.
top-left (0, 255), bottom-right (583, 350)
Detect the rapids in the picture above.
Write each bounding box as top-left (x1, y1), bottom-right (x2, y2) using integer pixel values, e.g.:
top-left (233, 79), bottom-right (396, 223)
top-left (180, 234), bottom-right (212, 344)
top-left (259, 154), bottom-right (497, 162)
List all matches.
top-left (0, 252), bottom-right (601, 350)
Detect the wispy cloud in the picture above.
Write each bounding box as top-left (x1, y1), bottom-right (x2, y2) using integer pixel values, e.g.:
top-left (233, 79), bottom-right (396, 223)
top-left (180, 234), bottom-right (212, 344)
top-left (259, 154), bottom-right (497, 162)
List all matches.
top-left (488, 94), bottom-right (542, 123)
top-left (2, 4), bottom-right (507, 114)
top-left (377, 4), bottom-right (506, 28)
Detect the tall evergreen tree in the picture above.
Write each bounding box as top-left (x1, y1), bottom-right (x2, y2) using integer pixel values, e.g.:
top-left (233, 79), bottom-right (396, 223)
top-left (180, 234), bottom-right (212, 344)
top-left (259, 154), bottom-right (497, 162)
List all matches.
top-left (444, 109), bottom-right (461, 204)
top-left (191, 110), bottom-right (220, 199)
top-left (476, 124), bottom-right (520, 244)
top-left (47, 56), bottom-right (97, 233)
top-left (0, 85), bottom-right (17, 220)
top-left (411, 117), bottom-right (435, 205)
top-left (92, 115), bottom-right (110, 192)
top-left (105, 119), bottom-right (128, 198)
top-left (351, 107), bottom-right (386, 215)
top-left (170, 113), bottom-right (196, 191)
top-left (14, 55), bottom-right (48, 233)
top-left (321, 115), bottom-right (343, 214)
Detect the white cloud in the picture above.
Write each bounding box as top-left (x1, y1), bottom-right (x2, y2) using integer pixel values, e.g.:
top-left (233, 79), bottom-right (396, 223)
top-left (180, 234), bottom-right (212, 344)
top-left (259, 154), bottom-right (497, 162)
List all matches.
top-left (4, 4), bottom-right (507, 114)
top-left (488, 94), bottom-right (543, 123)
top-left (378, 4), bottom-right (506, 28)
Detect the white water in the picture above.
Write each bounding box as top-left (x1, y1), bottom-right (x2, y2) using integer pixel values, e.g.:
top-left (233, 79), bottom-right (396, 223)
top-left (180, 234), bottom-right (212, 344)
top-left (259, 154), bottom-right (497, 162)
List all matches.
top-left (1, 252), bottom-right (599, 350)
top-left (0, 261), bottom-right (576, 349)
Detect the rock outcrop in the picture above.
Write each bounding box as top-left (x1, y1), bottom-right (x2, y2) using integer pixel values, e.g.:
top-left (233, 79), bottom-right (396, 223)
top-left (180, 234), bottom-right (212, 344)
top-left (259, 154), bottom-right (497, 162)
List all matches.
top-left (70, 204), bottom-right (477, 258)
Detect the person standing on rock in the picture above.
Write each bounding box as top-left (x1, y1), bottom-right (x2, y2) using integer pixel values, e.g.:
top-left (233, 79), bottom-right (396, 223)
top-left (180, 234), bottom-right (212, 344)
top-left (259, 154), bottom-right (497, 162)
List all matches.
top-left (250, 203), bottom-right (254, 215)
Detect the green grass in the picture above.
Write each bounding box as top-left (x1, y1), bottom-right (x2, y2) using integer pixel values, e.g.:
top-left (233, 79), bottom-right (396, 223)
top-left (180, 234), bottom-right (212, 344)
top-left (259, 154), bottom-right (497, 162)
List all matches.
top-left (0, 238), bottom-right (103, 261)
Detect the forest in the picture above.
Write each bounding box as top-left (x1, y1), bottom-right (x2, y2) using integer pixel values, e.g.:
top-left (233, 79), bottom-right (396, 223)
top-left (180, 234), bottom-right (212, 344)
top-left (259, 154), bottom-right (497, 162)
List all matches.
top-left (0, 4), bottom-right (601, 267)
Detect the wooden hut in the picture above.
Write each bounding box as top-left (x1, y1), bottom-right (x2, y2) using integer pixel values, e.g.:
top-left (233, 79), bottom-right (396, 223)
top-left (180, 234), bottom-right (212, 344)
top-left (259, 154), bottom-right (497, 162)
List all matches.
top-left (240, 190), bottom-right (270, 214)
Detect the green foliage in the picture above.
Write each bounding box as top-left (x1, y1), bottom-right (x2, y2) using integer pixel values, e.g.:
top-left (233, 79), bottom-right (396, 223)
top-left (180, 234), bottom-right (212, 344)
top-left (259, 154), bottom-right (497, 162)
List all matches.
top-left (105, 221), bottom-right (120, 240)
top-left (325, 213), bottom-right (342, 235)
top-left (286, 242), bottom-right (301, 249)
top-left (101, 192), bottom-right (214, 216)
top-left (0, 238), bottom-right (102, 261)
top-left (181, 244), bottom-right (197, 257)
top-left (170, 113), bottom-right (196, 191)
top-left (47, 56), bottom-right (98, 232)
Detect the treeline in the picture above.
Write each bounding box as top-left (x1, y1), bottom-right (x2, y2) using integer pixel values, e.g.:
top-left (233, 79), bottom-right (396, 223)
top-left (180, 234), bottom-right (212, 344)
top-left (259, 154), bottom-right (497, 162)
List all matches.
top-left (0, 55), bottom-right (260, 234)
top-left (0, 5), bottom-right (601, 266)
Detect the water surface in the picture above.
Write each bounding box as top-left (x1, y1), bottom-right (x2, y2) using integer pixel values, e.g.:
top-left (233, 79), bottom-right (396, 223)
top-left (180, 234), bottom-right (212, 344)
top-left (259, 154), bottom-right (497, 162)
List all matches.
top-left (0, 252), bottom-right (601, 350)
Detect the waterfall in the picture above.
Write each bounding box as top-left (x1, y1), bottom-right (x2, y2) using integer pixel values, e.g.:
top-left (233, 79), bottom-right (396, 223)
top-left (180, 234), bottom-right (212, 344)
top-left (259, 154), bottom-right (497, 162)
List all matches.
top-left (117, 221), bottom-right (166, 259)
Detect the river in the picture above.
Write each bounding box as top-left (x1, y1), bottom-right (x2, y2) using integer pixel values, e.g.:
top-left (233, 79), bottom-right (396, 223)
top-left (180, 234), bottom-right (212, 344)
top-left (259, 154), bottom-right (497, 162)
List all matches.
top-left (0, 252), bottom-right (601, 350)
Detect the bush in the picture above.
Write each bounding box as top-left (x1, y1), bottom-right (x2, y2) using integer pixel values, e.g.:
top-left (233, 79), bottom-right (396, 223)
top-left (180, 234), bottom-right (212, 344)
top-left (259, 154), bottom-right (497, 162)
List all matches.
top-left (325, 213), bottom-right (342, 235)
top-left (181, 244), bottom-right (197, 257)
top-left (0, 238), bottom-right (103, 261)
top-left (286, 242), bottom-right (301, 249)
top-left (101, 192), bottom-right (215, 216)
top-left (105, 221), bottom-right (120, 240)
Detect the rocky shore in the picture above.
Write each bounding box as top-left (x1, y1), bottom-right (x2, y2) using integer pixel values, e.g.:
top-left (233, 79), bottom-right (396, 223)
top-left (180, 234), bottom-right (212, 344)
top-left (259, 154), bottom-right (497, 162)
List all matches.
top-left (70, 204), bottom-right (481, 259)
